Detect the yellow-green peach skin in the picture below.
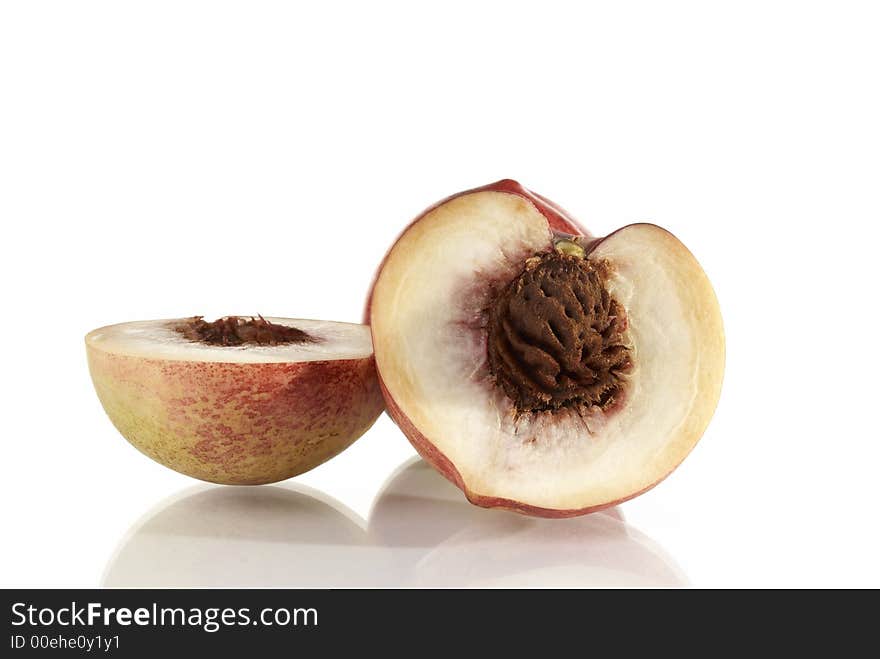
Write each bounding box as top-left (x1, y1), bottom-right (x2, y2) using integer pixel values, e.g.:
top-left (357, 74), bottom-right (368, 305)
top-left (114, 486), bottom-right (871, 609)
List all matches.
top-left (86, 318), bottom-right (384, 484)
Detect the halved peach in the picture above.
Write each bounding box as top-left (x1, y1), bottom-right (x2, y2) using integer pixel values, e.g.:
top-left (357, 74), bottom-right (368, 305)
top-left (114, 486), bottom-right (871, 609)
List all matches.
top-left (369, 180), bottom-right (724, 517)
top-left (86, 316), bottom-right (384, 484)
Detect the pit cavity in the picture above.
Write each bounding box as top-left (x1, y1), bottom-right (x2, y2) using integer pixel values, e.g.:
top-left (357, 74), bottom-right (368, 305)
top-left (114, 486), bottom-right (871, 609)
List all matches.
top-left (174, 316), bottom-right (320, 347)
top-left (486, 247), bottom-right (632, 415)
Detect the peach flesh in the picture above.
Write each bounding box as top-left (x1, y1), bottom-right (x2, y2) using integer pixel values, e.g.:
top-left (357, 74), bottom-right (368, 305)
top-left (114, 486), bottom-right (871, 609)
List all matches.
top-left (369, 180), bottom-right (725, 517)
top-left (363, 179), bottom-right (588, 322)
top-left (87, 318), bottom-right (384, 485)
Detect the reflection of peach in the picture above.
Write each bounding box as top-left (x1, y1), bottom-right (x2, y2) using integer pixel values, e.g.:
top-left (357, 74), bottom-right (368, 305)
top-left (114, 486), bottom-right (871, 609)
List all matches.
top-left (412, 514), bottom-right (688, 587)
top-left (105, 462), bottom-right (685, 587)
top-left (86, 317), bottom-right (383, 484)
top-left (369, 180), bottom-right (724, 516)
top-left (102, 485), bottom-right (388, 587)
top-left (369, 459), bottom-right (688, 587)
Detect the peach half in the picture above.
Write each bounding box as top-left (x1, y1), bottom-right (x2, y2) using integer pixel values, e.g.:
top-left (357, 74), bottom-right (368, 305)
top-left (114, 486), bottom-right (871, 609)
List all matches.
top-left (369, 180), bottom-right (725, 517)
top-left (86, 316), bottom-right (384, 484)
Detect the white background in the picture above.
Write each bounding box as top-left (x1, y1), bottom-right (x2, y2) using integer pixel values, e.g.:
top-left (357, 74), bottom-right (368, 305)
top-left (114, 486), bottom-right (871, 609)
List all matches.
top-left (1, 1), bottom-right (878, 587)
